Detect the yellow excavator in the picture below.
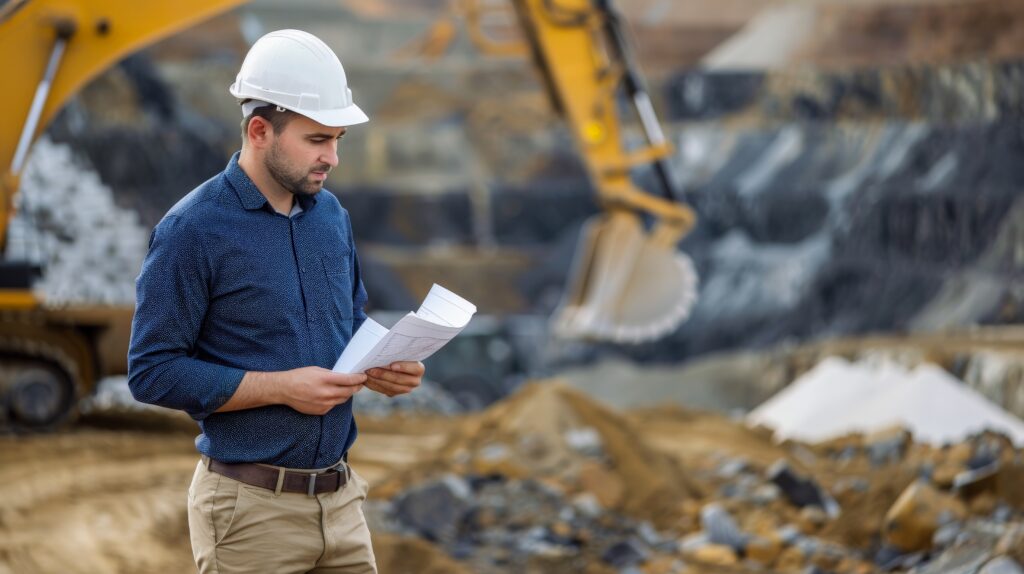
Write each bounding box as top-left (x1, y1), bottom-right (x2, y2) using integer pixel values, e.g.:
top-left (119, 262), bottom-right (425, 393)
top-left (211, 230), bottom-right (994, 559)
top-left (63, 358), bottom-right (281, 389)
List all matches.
top-left (0, 0), bottom-right (698, 429)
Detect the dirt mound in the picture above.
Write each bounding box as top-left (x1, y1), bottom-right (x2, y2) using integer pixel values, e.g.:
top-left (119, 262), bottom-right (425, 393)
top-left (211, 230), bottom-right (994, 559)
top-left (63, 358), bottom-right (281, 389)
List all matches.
top-left (380, 381), bottom-right (702, 528)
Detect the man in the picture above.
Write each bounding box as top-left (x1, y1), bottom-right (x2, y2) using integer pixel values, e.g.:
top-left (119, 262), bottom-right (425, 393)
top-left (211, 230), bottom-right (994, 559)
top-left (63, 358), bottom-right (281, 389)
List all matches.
top-left (128, 29), bottom-right (422, 573)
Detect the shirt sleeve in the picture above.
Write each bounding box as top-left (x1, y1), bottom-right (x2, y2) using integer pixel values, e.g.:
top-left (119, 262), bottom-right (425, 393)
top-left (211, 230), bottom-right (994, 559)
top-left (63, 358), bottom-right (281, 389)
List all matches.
top-left (127, 214), bottom-right (245, 420)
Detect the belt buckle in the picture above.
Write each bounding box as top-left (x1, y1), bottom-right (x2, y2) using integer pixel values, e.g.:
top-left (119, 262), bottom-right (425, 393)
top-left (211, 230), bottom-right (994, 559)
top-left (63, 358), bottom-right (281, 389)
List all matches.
top-left (307, 472), bottom-right (318, 497)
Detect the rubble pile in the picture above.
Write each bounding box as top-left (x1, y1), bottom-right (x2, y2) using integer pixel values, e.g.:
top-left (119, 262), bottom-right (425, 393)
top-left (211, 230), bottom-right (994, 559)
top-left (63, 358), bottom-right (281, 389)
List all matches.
top-left (6, 137), bottom-right (148, 305)
top-left (365, 376), bottom-right (1024, 573)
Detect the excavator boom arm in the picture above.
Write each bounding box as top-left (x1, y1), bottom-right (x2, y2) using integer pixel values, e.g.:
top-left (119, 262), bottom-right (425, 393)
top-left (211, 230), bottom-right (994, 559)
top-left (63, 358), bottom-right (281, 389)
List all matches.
top-left (0, 0), bottom-right (247, 249)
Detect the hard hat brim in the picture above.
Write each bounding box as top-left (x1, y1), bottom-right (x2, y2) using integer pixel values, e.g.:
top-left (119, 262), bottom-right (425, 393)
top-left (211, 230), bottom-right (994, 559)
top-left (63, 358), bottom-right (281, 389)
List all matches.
top-left (302, 104), bottom-right (369, 128)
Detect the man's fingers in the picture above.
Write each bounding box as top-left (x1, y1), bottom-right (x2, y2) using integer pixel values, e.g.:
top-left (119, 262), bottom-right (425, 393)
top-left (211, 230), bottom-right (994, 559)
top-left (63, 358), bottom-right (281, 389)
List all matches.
top-left (389, 361), bottom-right (425, 376)
top-left (366, 377), bottom-right (413, 396)
top-left (324, 371), bottom-right (367, 386)
top-left (367, 368), bottom-right (420, 387)
top-left (321, 383), bottom-right (362, 401)
top-left (366, 376), bottom-right (405, 392)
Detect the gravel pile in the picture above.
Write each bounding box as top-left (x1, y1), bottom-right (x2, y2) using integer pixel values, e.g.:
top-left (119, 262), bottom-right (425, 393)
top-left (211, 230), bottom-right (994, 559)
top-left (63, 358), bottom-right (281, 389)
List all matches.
top-left (7, 137), bottom-right (148, 305)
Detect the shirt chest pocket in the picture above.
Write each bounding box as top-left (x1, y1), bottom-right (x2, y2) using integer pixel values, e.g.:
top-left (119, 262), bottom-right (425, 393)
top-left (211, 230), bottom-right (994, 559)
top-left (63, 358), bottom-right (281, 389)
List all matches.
top-left (319, 252), bottom-right (353, 324)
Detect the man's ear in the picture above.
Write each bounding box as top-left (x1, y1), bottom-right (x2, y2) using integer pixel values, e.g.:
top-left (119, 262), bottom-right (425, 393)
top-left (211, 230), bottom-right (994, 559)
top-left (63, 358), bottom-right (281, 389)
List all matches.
top-left (247, 116), bottom-right (272, 148)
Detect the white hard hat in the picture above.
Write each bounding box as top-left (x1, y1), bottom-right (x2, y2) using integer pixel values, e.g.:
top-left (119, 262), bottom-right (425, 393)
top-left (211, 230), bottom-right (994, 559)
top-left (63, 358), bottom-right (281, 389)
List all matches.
top-left (229, 29), bottom-right (369, 127)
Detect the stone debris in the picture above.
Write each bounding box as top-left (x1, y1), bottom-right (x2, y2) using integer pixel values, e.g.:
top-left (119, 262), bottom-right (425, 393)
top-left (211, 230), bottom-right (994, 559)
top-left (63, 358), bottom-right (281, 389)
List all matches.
top-left (767, 459), bottom-right (841, 517)
top-left (883, 480), bottom-right (967, 552)
top-left (363, 373), bottom-right (1024, 573)
top-left (700, 503), bottom-right (749, 552)
top-left (392, 474), bottom-right (473, 544)
top-left (8, 138), bottom-right (148, 306)
top-left (979, 557), bottom-right (1024, 574)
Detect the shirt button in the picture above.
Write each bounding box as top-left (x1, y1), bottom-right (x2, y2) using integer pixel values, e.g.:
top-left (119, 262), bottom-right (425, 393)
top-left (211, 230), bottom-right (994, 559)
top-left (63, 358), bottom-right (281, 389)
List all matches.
top-left (301, 267), bottom-right (307, 273)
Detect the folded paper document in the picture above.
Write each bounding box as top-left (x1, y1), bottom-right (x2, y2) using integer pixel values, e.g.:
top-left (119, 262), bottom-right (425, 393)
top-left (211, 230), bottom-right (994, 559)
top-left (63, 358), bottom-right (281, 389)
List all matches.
top-left (332, 284), bottom-right (476, 374)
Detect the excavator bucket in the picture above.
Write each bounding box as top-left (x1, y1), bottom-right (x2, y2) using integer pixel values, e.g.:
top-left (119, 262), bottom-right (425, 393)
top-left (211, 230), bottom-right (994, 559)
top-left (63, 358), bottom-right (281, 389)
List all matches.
top-left (552, 210), bottom-right (698, 343)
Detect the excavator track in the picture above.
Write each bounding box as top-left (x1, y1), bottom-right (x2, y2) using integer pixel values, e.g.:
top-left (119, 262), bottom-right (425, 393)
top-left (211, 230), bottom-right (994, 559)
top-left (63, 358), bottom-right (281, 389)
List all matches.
top-left (0, 311), bottom-right (93, 430)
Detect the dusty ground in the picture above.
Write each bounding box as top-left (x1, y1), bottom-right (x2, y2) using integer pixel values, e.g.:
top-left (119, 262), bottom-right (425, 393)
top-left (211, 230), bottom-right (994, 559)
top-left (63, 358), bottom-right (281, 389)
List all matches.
top-left (0, 410), bottom-right (457, 574)
top-left (0, 413), bottom-right (199, 574)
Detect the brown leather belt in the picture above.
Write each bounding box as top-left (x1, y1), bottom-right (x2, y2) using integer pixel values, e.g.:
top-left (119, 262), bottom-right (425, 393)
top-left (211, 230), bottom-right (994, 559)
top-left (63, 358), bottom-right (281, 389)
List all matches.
top-left (206, 457), bottom-right (348, 496)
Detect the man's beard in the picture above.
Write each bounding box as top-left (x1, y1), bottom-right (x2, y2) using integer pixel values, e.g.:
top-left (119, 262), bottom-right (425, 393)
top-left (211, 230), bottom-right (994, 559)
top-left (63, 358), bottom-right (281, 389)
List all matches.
top-left (265, 140), bottom-right (331, 196)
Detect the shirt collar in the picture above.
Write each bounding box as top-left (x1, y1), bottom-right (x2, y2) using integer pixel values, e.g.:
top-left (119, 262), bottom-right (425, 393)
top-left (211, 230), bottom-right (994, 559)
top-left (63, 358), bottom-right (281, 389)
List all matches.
top-left (225, 151), bottom-right (319, 213)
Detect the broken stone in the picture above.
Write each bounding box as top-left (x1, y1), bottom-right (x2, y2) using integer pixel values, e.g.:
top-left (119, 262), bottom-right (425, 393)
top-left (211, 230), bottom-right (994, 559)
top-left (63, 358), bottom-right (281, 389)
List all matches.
top-left (832, 477), bottom-right (871, 497)
top-left (777, 524), bottom-right (803, 546)
top-left (641, 556), bottom-right (688, 574)
top-left (767, 460), bottom-right (840, 517)
top-left (933, 463), bottom-right (965, 489)
top-left (866, 426), bottom-right (912, 467)
top-left (979, 556), bottom-right (1024, 574)
top-left (994, 504), bottom-right (1014, 523)
top-left (563, 427), bottom-right (603, 458)
top-left (995, 524), bottom-right (1024, 562)
top-left (716, 458), bottom-right (751, 479)
top-left (700, 503), bottom-right (749, 552)
top-left (393, 474), bottom-right (473, 543)
top-left (995, 463), bottom-right (1024, 511)
top-left (637, 521), bottom-right (663, 548)
top-left (837, 557), bottom-right (877, 574)
top-left (679, 532), bottom-right (710, 554)
top-left (776, 546), bottom-right (807, 572)
top-left (691, 544), bottom-right (738, 566)
top-left (798, 506), bottom-right (829, 534)
top-left (958, 521), bottom-right (1016, 547)
top-left (751, 483), bottom-right (782, 504)
top-left (549, 521), bottom-right (573, 540)
top-left (746, 536), bottom-right (783, 566)
top-left (795, 537), bottom-right (822, 560)
top-left (883, 480), bottom-right (967, 552)
top-left (932, 521), bottom-right (963, 549)
top-left (955, 461), bottom-right (1001, 499)
top-left (969, 433), bottom-right (1011, 469)
top-left (471, 444), bottom-right (528, 478)
top-left (601, 539), bottom-right (648, 568)
top-left (948, 442), bottom-right (976, 466)
top-left (970, 493), bottom-right (999, 516)
top-left (571, 492), bottom-right (603, 519)
top-left (874, 545), bottom-right (916, 571)
top-left (911, 544), bottom-right (992, 574)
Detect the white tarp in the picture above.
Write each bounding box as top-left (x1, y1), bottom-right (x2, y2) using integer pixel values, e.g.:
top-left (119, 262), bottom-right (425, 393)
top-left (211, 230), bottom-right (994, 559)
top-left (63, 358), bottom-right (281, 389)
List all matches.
top-left (747, 356), bottom-right (1024, 447)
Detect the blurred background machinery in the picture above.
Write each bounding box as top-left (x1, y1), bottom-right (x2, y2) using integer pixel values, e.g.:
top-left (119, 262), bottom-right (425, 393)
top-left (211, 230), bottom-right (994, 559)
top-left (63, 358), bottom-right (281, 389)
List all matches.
top-left (0, 0), bottom-right (699, 428)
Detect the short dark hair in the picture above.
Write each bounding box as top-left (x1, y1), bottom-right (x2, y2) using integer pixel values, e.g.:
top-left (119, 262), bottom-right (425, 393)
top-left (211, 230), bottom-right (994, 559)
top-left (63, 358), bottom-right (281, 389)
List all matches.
top-left (241, 102), bottom-right (297, 140)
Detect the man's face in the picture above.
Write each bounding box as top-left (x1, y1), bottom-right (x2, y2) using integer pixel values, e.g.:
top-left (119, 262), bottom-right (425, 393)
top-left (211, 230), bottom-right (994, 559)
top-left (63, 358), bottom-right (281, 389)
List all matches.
top-left (263, 114), bottom-right (346, 196)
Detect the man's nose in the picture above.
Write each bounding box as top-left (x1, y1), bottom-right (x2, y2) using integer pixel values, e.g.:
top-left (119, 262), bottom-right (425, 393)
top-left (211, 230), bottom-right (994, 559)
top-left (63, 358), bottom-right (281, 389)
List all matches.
top-left (321, 141), bottom-right (339, 168)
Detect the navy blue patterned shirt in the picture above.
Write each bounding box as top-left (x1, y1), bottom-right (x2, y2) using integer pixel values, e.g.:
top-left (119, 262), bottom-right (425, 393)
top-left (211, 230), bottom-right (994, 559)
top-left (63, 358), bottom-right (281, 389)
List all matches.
top-left (128, 152), bottom-right (368, 468)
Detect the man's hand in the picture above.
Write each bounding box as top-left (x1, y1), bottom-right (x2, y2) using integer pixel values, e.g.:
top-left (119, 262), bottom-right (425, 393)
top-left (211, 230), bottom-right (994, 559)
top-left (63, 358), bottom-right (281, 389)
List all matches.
top-left (279, 366), bottom-right (366, 415)
top-left (365, 361), bottom-right (424, 398)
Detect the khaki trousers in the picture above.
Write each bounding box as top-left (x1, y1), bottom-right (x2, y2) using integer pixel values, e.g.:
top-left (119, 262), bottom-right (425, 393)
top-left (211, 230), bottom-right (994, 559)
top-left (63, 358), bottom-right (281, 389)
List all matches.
top-left (187, 459), bottom-right (377, 574)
